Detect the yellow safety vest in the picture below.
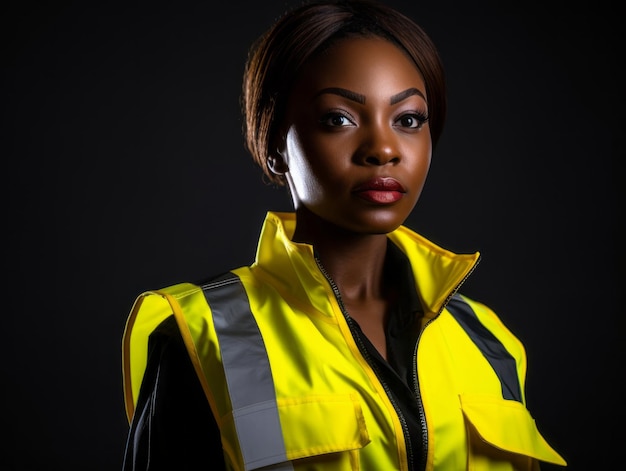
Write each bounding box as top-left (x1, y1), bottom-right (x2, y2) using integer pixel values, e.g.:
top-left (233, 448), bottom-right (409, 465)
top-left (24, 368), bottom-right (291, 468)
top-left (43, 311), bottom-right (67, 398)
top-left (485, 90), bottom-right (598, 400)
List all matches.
top-left (123, 211), bottom-right (566, 470)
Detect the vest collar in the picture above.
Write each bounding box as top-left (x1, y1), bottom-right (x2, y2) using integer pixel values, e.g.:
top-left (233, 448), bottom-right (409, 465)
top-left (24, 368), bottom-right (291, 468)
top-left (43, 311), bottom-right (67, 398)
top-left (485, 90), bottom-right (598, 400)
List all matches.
top-left (251, 211), bottom-right (480, 318)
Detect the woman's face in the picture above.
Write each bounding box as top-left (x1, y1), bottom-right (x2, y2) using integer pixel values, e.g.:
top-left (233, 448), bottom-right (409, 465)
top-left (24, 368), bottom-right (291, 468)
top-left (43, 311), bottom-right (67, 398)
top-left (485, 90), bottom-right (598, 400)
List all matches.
top-left (279, 36), bottom-right (432, 234)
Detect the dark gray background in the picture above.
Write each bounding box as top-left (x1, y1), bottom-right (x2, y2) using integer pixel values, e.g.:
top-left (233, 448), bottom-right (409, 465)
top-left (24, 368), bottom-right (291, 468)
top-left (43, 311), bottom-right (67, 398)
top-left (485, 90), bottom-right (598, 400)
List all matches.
top-left (4, 0), bottom-right (621, 469)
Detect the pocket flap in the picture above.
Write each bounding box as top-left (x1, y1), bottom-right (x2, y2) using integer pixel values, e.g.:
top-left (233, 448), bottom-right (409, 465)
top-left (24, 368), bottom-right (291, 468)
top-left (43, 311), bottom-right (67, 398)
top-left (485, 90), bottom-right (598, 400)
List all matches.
top-left (223, 393), bottom-right (371, 470)
top-left (278, 393), bottom-right (371, 461)
top-left (460, 394), bottom-right (566, 466)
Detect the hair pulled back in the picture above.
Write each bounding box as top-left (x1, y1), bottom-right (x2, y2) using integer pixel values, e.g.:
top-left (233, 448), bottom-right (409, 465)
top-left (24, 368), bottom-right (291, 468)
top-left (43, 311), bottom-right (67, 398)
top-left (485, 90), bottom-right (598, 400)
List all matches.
top-left (242, 0), bottom-right (446, 185)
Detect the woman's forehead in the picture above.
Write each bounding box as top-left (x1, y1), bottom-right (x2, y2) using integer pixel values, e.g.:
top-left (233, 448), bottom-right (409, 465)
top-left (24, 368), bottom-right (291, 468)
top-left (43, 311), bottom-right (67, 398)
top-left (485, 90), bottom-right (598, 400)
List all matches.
top-left (292, 37), bottom-right (426, 100)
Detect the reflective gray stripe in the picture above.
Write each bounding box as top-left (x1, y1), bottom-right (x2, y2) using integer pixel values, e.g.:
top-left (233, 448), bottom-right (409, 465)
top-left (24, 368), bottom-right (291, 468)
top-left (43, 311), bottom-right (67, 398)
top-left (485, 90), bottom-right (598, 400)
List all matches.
top-left (446, 294), bottom-right (523, 402)
top-left (203, 273), bottom-right (294, 471)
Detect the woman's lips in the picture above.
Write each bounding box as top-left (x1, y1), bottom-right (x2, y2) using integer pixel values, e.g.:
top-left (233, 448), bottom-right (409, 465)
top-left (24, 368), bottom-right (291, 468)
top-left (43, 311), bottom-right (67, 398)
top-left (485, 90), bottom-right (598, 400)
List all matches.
top-left (353, 177), bottom-right (405, 204)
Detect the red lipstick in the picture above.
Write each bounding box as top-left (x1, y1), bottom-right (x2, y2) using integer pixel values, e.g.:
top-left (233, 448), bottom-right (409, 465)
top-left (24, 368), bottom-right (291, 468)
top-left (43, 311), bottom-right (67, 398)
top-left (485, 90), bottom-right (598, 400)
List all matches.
top-left (353, 177), bottom-right (405, 204)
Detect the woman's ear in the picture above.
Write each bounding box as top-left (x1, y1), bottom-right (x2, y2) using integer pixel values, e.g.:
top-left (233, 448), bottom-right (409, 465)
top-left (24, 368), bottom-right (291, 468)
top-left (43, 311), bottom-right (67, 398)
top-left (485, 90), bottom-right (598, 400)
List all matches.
top-left (267, 151), bottom-right (289, 175)
top-left (268, 131), bottom-right (289, 175)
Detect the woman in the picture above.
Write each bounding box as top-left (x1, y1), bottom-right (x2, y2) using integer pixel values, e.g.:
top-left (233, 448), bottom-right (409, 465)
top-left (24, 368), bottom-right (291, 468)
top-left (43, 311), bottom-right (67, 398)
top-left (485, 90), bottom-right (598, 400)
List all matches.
top-left (121, 1), bottom-right (567, 469)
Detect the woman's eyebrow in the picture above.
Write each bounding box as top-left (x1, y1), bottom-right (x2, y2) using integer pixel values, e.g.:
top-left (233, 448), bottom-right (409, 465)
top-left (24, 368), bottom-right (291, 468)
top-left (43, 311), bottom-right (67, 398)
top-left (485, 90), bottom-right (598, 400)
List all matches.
top-left (314, 87), bottom-right (425, 105)
top-left (314, 87), bottom-right (366, 104)
top-left (390, 87), bottom-right (425, 104)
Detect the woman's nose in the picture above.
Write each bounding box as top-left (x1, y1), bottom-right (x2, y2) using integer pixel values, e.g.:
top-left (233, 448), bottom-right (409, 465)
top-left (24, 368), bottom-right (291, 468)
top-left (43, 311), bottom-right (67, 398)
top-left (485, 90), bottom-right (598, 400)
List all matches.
top-left (356, 125), bottom-right (401, 166)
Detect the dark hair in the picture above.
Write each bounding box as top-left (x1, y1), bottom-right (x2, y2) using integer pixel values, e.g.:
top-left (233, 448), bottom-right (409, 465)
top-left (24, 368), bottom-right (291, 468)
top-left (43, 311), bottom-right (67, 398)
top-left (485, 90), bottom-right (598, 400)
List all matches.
top-left (242, 0), bottom-right (447, 185)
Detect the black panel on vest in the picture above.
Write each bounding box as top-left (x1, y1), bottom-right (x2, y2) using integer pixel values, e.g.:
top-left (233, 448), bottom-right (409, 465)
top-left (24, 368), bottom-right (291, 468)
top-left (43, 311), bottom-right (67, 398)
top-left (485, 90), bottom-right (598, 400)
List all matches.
top-left (445, 294), bottom-right (522, 402)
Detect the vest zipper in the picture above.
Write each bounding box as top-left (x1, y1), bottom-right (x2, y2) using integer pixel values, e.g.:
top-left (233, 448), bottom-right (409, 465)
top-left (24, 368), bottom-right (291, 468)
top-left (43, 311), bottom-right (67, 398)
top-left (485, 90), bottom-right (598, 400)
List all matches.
top-left (411, 323), bottom-right (430, 471)
top-left (315, 257), bottom-right (416, 471)
top-left (410, 254), bottom-right (481, 471)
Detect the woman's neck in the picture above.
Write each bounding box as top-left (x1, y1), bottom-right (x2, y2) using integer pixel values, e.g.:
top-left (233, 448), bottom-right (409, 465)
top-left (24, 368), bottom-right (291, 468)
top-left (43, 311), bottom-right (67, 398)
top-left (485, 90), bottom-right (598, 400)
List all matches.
top-left (291, 208), bottom-right (390, 303)
top-left (292, 207), bottom-right (397, 359)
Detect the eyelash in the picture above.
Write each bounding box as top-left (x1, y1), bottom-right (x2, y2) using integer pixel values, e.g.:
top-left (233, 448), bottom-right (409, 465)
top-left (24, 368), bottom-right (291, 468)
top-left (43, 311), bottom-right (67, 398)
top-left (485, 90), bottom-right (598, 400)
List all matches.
top-left (319, 110), bottom-right (429, 130)
top-left (395, 111), bottom-right (429, 130)
top-left (319, 110), bottom-right (356, 127)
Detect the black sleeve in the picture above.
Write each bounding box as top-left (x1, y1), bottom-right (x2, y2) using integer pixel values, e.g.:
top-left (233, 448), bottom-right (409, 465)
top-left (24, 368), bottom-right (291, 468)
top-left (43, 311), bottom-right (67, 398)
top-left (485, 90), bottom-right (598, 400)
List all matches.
top-left (122, 316), bottom-right (225, 471)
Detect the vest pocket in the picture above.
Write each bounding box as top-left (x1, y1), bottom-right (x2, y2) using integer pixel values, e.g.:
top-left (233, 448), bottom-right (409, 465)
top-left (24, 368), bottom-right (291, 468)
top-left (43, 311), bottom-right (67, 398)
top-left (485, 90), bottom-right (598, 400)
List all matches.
top-left (221, 393), bottom-right (370, 470)
top-left (277, 393), bottom-right (371, 469)
top-left (459, 394), bottom-right (567, 470)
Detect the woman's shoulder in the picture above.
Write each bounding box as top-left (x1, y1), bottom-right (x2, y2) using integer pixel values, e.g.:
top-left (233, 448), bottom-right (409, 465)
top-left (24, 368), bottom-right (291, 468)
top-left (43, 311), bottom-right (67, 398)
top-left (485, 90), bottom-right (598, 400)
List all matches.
top-left (445, 293), bottom-right (527, 357)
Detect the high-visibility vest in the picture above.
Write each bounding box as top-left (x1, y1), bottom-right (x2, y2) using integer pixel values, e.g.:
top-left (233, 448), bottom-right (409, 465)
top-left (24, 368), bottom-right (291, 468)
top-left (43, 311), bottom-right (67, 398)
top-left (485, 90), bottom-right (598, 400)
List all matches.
top-left (123, 211), bottom-right (567, 470)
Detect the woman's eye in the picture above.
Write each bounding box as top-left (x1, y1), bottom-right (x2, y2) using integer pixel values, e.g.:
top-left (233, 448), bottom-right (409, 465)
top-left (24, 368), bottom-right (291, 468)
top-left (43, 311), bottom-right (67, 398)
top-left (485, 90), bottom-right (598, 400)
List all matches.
top-left (320, 113), bottom-right (354, 127)
top-left (396, 113), bottom-right (428, 129)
